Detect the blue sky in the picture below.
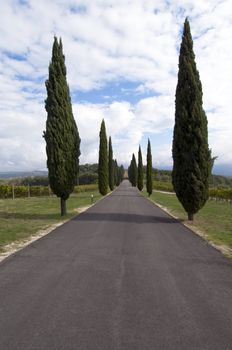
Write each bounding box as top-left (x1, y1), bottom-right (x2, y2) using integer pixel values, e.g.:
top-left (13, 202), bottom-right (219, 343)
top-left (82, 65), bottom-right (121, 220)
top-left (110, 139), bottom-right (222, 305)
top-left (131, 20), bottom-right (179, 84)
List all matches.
top-left (0, 0), bottom-right (232, 175)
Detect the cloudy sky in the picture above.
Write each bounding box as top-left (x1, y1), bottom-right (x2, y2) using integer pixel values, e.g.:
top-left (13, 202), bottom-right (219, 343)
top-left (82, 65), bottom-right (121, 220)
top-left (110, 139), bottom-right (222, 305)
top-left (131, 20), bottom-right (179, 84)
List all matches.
top-left (0, 0), bottom-right (232, 175)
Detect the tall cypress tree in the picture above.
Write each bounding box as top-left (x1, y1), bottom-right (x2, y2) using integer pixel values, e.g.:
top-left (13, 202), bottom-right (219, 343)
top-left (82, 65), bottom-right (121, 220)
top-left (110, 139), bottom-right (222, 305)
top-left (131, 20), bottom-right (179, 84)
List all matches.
top-left (98, 120), bottom-right (108, 195)
top-left (44, 37), bottom-right (80, 216)
top-left (108, 136), bottom-right (114, 191)
top-left (119, 165), bottom-right (125, 183)
top-left (131, 153), bottom-right (138, 187)
top-left (146, 139), bottom-right (153, 196)
top-left (114, 159), bottom-right (118, 186)
top-left (172, 18), bottom-right (211, 221)
top-left (137, 145), bottom-right (143, 191)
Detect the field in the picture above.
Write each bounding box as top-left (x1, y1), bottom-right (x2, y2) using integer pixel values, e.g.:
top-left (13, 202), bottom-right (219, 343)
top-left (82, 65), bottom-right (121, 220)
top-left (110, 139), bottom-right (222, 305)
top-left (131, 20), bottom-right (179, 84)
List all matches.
top-left (147, 191), bottom-right (232, 256)
top-left (0, 191), bottom-right (101, 252)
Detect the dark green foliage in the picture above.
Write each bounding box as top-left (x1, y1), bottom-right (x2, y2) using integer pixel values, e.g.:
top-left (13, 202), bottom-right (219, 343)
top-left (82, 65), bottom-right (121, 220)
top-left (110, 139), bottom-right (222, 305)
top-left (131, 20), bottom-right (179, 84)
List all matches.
top-left (146, 139), bottom-right (153, 196)
top-left (129, 154), bottom-right (138, 187)
top-left (98, 120), bottom-right (108, 195)
top-left (119, 165), bottom-right (125, 183)
top-left (44, 37), bottom-right (80, 216)
top-left (16, 176), bottom-right (49, 186)
top-left (116, 166), bottom-right (121, 186)
top-left (172, 18), bottom-right (211, 220)
top-left (114, 159), bottom-right (118, 186)
top-left (108, 137), bottom-right (114, 191)
top-left (112, 160), bottom-right (124, 186)
top-left (79, 173), bottom-right (98, 185)
top-left (137, 146), bottom-right (143, 191)
top-left (79, 163), bottom-right (98, 174)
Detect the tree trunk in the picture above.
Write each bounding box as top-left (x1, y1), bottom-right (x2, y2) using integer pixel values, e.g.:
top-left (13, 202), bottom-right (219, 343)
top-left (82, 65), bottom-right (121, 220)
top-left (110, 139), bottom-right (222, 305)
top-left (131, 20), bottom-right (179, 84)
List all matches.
top-left (61, 198), bottom-right (67, 216)
top-left (188, 212), bottom-right (194, 221)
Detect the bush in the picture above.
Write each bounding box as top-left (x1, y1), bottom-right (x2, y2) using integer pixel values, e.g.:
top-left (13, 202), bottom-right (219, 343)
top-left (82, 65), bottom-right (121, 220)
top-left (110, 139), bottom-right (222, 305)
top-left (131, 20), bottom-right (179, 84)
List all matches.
top-left (0, 185), bottom-right (12, 198)
top-left (73, 184), bottom-right (98, 193)
top-left (153, 181), bottom-right (174, 192)
top-left (209, 188), bottom-right (232, 201)
top-left (78, 173), bottom-right (98, 185)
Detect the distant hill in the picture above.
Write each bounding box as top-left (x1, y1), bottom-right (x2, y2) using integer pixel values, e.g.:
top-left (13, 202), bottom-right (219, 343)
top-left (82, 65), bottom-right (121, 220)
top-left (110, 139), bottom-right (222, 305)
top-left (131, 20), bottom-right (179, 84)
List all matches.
top-left (0, 171), bottom-right (48, 179)
top-left (1, 165), bottom-right (231, 188)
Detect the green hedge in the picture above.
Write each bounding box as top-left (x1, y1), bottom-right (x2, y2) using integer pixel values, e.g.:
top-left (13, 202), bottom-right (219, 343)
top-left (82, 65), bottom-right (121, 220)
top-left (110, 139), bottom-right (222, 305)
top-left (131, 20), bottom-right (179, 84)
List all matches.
top-left (0, 184), bottom-right (98, 199)
top-left (153, 181), bottom-right (174, 192)
top-left (74, 184), bottom-right (98, 193)
top-left (209, 188), bottom-right (232, 201)
top-left (153, 181), bottom-right (232, 202)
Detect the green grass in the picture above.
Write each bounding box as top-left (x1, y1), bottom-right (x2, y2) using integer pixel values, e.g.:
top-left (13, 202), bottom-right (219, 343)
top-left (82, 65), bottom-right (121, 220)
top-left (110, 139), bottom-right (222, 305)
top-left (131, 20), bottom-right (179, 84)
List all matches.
top-left (0, 191), bottom-right (101, 251)
top-left (146, 192), bottom-right (232, 251)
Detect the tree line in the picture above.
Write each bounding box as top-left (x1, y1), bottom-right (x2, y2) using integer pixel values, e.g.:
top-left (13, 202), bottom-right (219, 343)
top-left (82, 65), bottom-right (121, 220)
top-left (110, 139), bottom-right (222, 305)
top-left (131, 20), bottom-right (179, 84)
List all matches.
top-left (44, 18), bottom-right (212, 220)
top-left (98, 119), bottom-right (124, 196)
top-left (127, 140), bottom-right (153, 197)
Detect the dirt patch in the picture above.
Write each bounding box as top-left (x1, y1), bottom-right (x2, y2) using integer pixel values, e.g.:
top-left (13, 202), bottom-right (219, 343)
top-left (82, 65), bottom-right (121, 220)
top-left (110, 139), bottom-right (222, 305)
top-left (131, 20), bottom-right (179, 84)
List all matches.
top-left (0, 206), bottom-right (90, 263)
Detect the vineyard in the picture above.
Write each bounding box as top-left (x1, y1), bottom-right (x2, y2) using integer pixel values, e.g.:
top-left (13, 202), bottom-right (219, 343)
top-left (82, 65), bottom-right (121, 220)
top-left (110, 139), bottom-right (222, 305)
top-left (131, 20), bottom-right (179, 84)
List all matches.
top-left (0, 182), bottom-right (232, 202)
top-left (0, 184), bottom-right (98, 199)
top-left (153, 181), bottom-right (232, 202)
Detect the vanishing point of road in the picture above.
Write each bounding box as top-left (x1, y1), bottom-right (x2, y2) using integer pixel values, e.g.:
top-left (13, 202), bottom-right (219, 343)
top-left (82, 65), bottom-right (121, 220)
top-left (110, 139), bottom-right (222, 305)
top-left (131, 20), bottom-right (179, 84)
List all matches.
top-left (0, 180), bottom-right (232, 350)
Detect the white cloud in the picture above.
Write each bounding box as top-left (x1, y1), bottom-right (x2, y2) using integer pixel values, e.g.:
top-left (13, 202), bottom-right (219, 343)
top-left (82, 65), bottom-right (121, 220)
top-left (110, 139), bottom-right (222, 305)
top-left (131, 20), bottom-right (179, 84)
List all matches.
top-left (0, 0), bottom-right (232, 173)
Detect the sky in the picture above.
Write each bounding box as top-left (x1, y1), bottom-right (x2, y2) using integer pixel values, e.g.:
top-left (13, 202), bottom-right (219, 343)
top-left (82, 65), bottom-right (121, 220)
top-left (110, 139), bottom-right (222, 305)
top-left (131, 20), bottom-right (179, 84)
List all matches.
top-left (0, 0), bottom-right (232, 175)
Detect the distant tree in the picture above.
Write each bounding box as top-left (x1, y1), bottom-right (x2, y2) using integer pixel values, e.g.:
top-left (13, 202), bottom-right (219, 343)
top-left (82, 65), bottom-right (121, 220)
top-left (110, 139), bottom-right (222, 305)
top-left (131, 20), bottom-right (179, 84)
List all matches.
top-left (108, 137), bottom-right (114, 191)
top-left (79, 173), bottom-right (98, 185)
top-left (116, 166), bottom-right (121, 186)
top-left (137, 146), bottom-right (143, 191)
top-left (44, 37), bottom-right (80, 216)
top-left (146, 139), bottom-right (153, 196)
top-left (79, 163), bottom-right (98, 174)
top-left (113, 159), bottom-right (118, 186)
top-left (119, 165), bottom-right (125, 183)
top-left (172, 18), bottom-right (211, 220)
top-left (98, 120), bottom-right (108, 195)
top-left (130, 154), bottom-right (138, 187)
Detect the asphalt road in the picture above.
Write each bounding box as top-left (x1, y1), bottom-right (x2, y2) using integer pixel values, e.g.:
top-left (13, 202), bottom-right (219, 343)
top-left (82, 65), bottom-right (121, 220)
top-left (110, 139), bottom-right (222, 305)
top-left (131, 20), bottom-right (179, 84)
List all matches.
top-left (0, 180), bottom-right (232, 350)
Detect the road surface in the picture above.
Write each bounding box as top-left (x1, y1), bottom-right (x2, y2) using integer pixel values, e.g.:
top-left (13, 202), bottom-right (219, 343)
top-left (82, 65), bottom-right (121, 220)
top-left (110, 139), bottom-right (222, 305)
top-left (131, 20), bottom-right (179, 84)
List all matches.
top-left (0, 180), bottom-right (232, 349)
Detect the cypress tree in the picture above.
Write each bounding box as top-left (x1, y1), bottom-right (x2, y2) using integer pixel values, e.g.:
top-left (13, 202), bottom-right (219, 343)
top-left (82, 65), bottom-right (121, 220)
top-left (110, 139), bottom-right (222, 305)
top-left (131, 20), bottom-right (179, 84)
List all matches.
top-left (108, 137), bottom-right (114, 191)
top-left (119, 165), bottom-right (125, 183)
top-left (146, 139), bottom-right (153, 196)
top-left (131, 153), bottom-right (138, 187)
top-left (44, 37), bottom-right (80, 216)
top-left (172, 18), bottom-right (211, 221)
top-left (98, 120), bottom-right (108, 195)
top-left (114, 159), bottom-right (118, 186)
top-left (137, 145), bottom-right (143, 191)
top-left (116, 166), bottom-right (121, 186)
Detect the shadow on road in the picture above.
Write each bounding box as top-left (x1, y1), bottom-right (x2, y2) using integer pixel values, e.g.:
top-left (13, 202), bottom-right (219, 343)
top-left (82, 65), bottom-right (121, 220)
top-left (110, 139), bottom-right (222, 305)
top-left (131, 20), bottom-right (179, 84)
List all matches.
top-left (75, 212), bottom-right (177, 224)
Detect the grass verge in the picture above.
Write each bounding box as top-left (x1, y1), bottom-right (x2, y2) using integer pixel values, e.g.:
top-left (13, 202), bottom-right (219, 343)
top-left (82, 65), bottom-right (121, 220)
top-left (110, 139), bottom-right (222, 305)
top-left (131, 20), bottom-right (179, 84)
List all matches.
top-left (146, 191), bottom-right (232, 257)
top-left (0, 191), bottom-right (101, 252)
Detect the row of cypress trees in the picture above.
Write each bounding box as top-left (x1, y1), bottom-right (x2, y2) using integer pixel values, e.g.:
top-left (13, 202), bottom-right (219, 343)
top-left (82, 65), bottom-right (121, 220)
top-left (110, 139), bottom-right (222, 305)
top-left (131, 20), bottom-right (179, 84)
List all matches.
top-left (44, 18), bottom-right (211, 221)
top-left (128, 139), bottom-right (153, 196)
top-left (98, 120), bottom-right (124, 196)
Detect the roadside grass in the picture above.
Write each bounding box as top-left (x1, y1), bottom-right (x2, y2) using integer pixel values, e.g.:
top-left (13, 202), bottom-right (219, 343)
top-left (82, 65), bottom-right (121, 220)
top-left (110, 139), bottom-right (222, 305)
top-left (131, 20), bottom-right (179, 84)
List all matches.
top-left (0, 191), bottom-right (101, 252)
top-left (145, 191), bottom-right (232, 254)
